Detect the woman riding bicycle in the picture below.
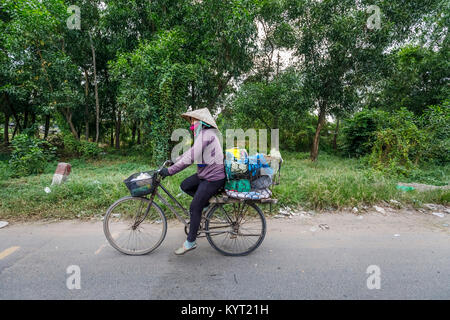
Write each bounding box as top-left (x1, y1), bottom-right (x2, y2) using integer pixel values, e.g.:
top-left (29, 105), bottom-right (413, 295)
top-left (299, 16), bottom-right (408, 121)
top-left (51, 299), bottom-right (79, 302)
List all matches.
top-left (159, 108), bottom-right (226, 255)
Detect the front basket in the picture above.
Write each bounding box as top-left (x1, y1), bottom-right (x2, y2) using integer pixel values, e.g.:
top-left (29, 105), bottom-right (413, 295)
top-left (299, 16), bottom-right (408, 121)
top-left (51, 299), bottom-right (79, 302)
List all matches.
top-left (123, 170), bottom-right (158, 197)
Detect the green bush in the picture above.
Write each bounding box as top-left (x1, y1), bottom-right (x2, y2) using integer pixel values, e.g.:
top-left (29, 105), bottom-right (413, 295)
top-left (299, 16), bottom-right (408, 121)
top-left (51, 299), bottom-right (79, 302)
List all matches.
top-left (0, 161), bottom-right (12, 180)
top-left (46, 133), bottom-right (65, 154)
top-left (63, 134), bottom-right (102, 159)
top-left (418, 104), bottom-right (450, 165)
top-left (366, 106), bottom-right (450, 176)
top-left (340, 108), bottom-right (389, 157)
top-left (368, 108), bottom-right (428, 175)
top-left (9, 134), bottom-right (56, 177)
top-left (343, 105), bottom-right (449, 175)
top-left (79, 140), bottom-right (102, 158)
top-left (62, 134), bottom-right (80, 156)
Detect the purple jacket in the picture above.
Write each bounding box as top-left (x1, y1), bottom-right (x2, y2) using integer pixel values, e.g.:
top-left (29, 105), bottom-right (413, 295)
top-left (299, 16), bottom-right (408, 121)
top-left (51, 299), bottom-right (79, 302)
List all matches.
top-left (167, 128), bottom-right (225, 181)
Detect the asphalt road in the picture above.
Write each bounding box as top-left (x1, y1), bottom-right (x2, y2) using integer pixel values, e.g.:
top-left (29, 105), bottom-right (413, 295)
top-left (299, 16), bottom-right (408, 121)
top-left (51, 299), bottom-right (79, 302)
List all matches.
top-left (0, 209), bottom-right (449, 300)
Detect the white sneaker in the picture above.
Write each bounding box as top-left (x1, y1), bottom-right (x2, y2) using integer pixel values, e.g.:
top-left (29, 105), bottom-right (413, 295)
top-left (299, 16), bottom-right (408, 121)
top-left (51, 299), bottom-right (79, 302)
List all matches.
top-left (174, 242), bottom-right (197, 255)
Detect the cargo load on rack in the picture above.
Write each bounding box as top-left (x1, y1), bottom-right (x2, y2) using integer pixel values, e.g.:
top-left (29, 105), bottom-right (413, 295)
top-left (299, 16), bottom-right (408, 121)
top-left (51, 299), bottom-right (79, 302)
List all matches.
top-left (224, 147), bottom-right (282, 200)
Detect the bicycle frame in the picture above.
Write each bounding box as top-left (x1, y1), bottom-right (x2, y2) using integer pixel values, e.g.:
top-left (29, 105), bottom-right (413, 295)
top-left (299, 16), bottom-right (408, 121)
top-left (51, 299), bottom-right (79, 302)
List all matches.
top-left (137, 177), bottom-right (216, 228)
top-left (155, 183), bottom-right (237, 236)
top-left (155, 183), bottom-right (191, 226)
top-left (134, 160), bottom-right (245, 236)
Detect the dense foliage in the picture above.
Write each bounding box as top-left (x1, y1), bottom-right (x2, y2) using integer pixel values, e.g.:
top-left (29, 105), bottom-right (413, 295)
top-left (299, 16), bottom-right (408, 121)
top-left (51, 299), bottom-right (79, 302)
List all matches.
top-left (0, 0), bottom-right (448, 178)
top-left (9, 133), bottom-right (56, 176)
top-left (340, 106), bottom-right (449, 175)
top-left (340, 109), bottom-right (389, 158)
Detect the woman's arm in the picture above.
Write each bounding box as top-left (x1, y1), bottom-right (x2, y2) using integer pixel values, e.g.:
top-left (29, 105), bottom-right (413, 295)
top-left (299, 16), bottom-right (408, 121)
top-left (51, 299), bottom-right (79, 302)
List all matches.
top-left (167, 131), bottom-right (213, 175)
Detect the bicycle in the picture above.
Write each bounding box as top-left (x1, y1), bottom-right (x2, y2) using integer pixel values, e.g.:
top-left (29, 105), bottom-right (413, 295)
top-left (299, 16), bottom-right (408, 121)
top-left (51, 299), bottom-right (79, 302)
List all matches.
top-left (103, 160), bottom-right (277, 256)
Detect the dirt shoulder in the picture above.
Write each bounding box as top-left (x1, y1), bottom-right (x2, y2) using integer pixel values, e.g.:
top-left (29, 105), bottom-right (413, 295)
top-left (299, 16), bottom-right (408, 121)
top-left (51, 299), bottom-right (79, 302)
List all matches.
top-left (2, 202), bottom-right (449, 232)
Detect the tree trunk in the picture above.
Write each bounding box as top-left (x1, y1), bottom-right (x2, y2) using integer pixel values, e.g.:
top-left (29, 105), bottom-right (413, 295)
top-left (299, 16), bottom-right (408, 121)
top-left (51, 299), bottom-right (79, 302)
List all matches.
top-left (276, 52), bottom-right (281, 77)
top-left (207, 75), bottom-right (232, 109)
top-left (89, 33), bottom-right (100, 144)
top-left (137, 121), bottom-right (141, 145)
top-left (110, 126), bottom-right (114, 147)
top-left (84, 69), bottom-right (89, 141)
top-left (310, 106), bottom-right (326, 162)
top-left (131, 121), bottom-right (137, 145)
top-left (115, 110), bottom-right (121, 149)
top-left (11, 124), bottom-right (19, 140)
top-left (63, 108), bottom-right (79, 140)
top-left (44, 115), bottom-right (50, 139)
top-left (4, 93), bottom-right (22, 132)
top-left (23, 108), bottom-right (29, 129)
top-left (191, 83), bottom-right (195, 108)
top-left (12, 123), bottom-right (18, 139)
top-left (333, 117), bottom-right (340, 150)
top-left (31, 112), bottom-right (37, 137)
top-left (3, 112), bottom-right (9, 145)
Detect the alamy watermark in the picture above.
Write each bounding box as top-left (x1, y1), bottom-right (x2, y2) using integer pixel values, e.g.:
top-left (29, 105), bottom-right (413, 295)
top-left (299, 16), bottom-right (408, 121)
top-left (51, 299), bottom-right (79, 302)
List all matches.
top-left (170, 128), bottom-right (280, 165)
top-left (366, 265), bottom-right (381, 290)
top-left (66, 5), bottom-right (81, 30)
top-left (366, 5), bottom-right (381, 30)
top-left (66, 265), bottom-right (81, 290)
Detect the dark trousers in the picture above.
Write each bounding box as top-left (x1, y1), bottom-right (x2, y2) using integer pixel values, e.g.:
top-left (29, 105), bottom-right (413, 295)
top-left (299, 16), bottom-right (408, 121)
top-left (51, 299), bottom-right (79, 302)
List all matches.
top-left (180, 174), bottom-right (226, 242)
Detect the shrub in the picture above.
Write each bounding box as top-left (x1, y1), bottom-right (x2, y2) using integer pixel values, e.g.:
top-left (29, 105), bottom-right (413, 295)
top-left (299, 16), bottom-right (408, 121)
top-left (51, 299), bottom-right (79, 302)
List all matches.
top-left (368, 108), bottom-right (427, 175)
top-left (62, 134), bottom-right (102, 159)
top-left (9, 134), bottom-right (56, 177)
top-left (340, 108), bottom-right (389, 157)
top-left (63, 134), bottom-right (81, 156)
top-left (129, 143), bottom-right (152, 157)
top-left (0, 160), bottom-right (12, 180)
top-left (47, 133), bottom-right (65, 154)
top-left (343, 105), bottom-right (449, 175)
top-left (418, 104), bottom-right (450, 165)
top-left (79, 140), bottom-right (102, 158)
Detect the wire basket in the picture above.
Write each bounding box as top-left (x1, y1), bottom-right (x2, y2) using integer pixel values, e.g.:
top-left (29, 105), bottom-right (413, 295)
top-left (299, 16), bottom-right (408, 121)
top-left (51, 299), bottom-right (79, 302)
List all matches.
top-left (123, 170), bottom-right (158, 197)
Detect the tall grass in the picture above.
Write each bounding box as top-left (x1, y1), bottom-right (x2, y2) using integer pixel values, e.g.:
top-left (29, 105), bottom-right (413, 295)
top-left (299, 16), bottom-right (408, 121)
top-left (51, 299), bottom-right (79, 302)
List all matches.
top-left (0, 151), bottom-right (448, 220)
top-left (274, 152), bottom-right (448, 210)
top-left (0, 155), bottom-right (197, 220)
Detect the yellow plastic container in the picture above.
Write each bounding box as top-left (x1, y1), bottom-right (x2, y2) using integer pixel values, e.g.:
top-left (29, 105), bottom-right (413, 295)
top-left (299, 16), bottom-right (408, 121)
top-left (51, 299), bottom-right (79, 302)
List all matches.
top-left (226, 147), bottom-right (241, 160)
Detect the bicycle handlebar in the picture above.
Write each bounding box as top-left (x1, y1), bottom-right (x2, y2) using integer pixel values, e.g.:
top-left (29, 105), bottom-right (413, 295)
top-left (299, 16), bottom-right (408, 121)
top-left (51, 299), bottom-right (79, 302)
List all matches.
top-left (157, 160), bottom-right (174, 174)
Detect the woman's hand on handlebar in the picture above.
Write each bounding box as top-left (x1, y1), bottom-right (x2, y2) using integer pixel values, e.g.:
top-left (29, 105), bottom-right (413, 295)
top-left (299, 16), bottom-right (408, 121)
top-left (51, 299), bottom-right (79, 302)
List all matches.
top-left (159, 167), bottom-right (170, 178)
top-left (157, 160), bottom-right (173, 179)
top-left (158, 159), bottom-right (173, 170)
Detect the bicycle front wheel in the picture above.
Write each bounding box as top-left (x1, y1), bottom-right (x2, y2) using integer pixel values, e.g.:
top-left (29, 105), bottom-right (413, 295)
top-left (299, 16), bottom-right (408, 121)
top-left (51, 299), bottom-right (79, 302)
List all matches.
top-left (205, 202), bottom-right (266, 256)
top-left (103, 196), bottom-right (167, 255)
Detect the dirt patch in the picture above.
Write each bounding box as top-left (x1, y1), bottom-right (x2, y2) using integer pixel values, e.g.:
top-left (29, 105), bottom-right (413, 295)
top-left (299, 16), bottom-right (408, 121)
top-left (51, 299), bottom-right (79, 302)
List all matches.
top-left (268, 209), bottom-right (450, 236)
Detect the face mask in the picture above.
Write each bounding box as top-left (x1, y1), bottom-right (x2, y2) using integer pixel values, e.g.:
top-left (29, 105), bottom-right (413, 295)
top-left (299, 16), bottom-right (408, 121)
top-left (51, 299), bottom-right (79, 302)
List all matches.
top-left (190, 122), bottom-right (200, 132)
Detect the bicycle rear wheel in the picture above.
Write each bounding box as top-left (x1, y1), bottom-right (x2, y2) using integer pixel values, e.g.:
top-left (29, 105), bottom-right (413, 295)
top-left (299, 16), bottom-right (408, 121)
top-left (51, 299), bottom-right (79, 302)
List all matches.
top-left (205, 202), bottom-right (266, 256)
top-left (103, 196), bottom-right (167, 255)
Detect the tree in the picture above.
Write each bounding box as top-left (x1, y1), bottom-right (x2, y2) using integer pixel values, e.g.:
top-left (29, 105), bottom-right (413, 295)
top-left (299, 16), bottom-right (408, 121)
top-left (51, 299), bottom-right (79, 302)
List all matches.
top-left (282, 0), bottom-right (442, 161)
top-left (229, 68), bottom-right (311, 151)
top-left (1, 0), bottom-right (85, 140)
top-left (369, 44), bottom-right (449, 114)
top-left (110, 0), bottom-right (259, 160)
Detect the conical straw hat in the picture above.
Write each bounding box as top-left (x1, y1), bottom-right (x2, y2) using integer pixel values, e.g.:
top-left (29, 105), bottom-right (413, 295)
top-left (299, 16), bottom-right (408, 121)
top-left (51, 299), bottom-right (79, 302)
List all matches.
top-left (181, 108), bottom-right (218, 129)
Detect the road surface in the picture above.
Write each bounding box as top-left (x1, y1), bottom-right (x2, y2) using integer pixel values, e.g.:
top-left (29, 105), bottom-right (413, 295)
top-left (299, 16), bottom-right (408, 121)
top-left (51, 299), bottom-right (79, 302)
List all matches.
top-left (0, 209), bottom-right (449, 299)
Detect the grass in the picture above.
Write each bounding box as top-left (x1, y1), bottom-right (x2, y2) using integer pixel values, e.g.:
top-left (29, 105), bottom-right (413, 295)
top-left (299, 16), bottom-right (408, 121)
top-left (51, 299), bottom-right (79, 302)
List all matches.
top-left (276, 152), bottom-right (449, 210)
top-left (0, 151), bottom-right (448, 221)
